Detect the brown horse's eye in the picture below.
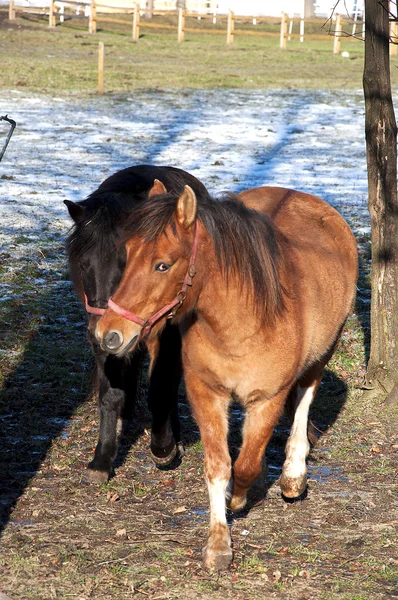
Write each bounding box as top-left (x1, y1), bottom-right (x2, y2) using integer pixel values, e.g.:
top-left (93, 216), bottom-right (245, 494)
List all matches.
top-left (155, 262), bottom-right (171, 272)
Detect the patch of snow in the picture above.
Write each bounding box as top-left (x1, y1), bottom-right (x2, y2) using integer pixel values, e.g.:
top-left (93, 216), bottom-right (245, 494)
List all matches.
top-left (0, 89), bottom-right (369, 265)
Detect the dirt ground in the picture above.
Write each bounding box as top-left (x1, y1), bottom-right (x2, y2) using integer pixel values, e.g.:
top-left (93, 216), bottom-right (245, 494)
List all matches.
top-left (0, 311), bottom-right (397, 600)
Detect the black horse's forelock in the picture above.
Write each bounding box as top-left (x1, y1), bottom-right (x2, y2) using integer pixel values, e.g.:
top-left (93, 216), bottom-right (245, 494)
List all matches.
top-left (121, 190), bottom-right (286, 323)
top-left (66, 194), bottom-right (130, 261)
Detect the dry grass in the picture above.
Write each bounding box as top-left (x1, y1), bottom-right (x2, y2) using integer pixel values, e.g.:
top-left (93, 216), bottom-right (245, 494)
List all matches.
top-left (1, 9), bottom-right (395, 95)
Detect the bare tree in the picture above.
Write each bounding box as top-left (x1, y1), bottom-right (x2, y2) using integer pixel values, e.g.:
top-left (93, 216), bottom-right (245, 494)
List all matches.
top-left (146, 0), bottom-right (154, 19)
top-left (363, 0), bottom-right (398, 399)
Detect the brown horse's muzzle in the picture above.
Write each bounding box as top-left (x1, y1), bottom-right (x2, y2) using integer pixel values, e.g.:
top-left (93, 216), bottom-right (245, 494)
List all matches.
top-left (95, 312), bottom-right (142, 356)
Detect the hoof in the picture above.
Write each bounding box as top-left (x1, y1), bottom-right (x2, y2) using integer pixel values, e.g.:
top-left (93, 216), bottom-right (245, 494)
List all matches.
top-left (202, 544), bottom-right (233, 571)
top-left (228, 493), bottom-right (247, 513)
top-left (280, 472), bottom-right (307, 498)
top-left (150, 441), bottom-right (178, 467)
top-left (83, 467), bottom-right (109, 484)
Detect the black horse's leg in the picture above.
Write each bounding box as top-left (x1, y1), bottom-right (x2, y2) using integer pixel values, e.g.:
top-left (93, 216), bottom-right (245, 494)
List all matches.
top-left (85, 349), bottom-right (140, 483)
top-left (146, 323), bottom-right (183, 466)
top-left (120, 351), bottom-right (142, 422)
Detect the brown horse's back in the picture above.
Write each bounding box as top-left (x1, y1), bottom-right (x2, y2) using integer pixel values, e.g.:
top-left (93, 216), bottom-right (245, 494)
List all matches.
top-left (239, 186), bottom-right (358, 366)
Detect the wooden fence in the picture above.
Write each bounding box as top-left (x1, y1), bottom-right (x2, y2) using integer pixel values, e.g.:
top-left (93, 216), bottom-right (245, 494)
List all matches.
top-left (8, 1), bottom-right (386, 55)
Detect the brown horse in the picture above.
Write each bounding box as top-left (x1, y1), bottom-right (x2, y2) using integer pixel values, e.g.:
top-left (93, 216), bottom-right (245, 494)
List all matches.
top-left (94, 185), bottom-right (358, 570)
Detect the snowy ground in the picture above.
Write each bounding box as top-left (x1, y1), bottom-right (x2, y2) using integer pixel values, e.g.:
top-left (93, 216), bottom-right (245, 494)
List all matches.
top-left (0, 88), bottom-right (370, 265)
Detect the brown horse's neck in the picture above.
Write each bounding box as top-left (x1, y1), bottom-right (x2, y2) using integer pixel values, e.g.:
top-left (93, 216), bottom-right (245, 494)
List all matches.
top-left (180, 222), bottom-right (281, 338)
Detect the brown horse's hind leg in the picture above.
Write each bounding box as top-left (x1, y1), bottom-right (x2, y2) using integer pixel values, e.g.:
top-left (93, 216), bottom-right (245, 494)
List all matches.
top-left (280, 364), bottom-right (323, 498)
top-left (229, 393), bottom-right (286, 512)
top-left (185, 370), bottom-right (232, 571)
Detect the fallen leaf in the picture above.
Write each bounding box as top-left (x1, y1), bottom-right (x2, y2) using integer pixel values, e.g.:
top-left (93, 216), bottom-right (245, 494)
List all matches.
top-left (273, 569), bottom-right (281, 582)
top-left (107, 491), bottom-right (120, 503)
top-left (299, 570), bottom-right (311, 578)
top-left (116, 528), bottom-right (127, 538)
top-left (173, 506), bottom-right (187, 514)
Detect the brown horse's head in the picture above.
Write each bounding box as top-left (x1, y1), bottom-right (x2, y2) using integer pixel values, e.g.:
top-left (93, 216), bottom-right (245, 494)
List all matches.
top-left (95, 186), bottom-right (198, 356)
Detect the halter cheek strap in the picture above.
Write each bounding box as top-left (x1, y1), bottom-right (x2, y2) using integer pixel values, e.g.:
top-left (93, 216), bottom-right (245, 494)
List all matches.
top-left (84, 293), bottom-right (106, 316)
top-left (108, 221), bottom-right (199, 340)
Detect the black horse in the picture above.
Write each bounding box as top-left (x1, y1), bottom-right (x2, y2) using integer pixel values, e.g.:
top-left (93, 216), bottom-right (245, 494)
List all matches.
top-left (65, 165), bottom-right (209, 483)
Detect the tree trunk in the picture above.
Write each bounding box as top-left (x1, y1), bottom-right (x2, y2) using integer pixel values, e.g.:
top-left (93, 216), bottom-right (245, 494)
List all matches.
top-left (146, 0), bottom-right (154, 19)
top-left (363, 0), bottom-right (398, 395)
top-left (304, 0), bottom-right (314, 18)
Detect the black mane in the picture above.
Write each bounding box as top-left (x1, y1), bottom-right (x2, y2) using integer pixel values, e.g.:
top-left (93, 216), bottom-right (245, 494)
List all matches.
top-left (121, 190), bottom-right (285, 322)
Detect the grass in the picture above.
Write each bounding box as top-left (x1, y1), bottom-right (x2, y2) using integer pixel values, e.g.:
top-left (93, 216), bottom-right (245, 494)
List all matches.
top-left (3, 9), bottom-right (398, 95)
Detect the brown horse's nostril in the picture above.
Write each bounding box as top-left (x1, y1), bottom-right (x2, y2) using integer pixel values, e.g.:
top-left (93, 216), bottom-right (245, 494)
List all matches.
top-left (104, 330), bottom-right (123, 351)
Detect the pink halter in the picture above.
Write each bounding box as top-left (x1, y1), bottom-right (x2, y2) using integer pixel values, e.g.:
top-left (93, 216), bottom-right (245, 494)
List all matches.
top-left (84, 293), bottom-right (106, 316)
top-left (108, 222), bottom-right (199, 340)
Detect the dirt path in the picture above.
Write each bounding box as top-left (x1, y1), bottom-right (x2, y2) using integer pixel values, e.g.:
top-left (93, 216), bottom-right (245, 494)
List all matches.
top-left (0, 350), bottom-right (397, 600)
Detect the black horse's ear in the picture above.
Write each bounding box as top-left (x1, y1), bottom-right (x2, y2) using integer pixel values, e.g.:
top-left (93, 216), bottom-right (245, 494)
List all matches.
top-left (64, 200), bottom-right (86, 224)
top-left (148, 179), bottom-right (167, 198)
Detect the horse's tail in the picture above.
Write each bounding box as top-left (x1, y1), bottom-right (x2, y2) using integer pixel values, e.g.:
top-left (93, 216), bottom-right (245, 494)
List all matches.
top-left (285, 387), bottom-right (318, 446)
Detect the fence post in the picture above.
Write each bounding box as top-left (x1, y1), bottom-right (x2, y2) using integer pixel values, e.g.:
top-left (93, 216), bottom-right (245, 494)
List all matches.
top-left (300, 15), bottom-right (304, 42)
top-left (132, 3), bottom-right (140, 41)
top-left (288, 16), bottom-right (294, 41)
top-left (178, 7), bottom-right (185, 42)
top-left (280, 12), bottom-right (287, 49)
top-left (9, 0), bottom-right (16, 20)
top-left (48, 0), bottom-right (56, 27)
top-left (333, 13), bottom-right (341, 54)
top-left (98, 41), bottom-right (104, 94)
top-left (390, 21), bottom-right (398, 56)
top-left (227, 9), bottom-right (234, 45)
top-left (89, 0), bottom-right (97, 33)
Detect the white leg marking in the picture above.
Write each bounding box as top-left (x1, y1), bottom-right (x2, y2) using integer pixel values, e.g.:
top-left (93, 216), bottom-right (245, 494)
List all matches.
top-left (206, 477), bottom-right (229, 529)
top-left (282, 383), bottom-right (316, 481)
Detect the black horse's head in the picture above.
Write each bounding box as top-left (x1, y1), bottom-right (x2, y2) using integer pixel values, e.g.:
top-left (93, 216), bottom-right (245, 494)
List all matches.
top-left (65, 165), bottom-right (209, 336)
top-left (65, 197), bottom-right (128, 314)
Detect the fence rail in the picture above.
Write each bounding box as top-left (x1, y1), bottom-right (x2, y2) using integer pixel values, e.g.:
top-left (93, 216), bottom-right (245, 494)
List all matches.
top-left (7, 2), bottom-right (374, 53)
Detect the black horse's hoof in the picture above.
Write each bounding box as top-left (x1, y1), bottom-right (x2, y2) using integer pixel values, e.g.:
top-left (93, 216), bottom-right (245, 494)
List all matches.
top-left (82, 467), bottom-right (110, 484)
top-left (150, 439), bottom-right (179, 466)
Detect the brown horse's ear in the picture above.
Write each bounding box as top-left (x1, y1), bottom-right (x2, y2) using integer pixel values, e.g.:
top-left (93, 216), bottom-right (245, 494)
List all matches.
top-left (64, 200), bottom-right (86, 224)
top-left (148, 179), bottom-right (167, 198)
top-left (176, 185), bottom-right (197, 229)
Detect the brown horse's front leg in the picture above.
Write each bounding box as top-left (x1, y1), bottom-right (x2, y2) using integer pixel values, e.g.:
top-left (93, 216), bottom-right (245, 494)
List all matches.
top-left (185, 369), bottom-right (232, 571)
top-left (230, 392), bottom-right (286, 512)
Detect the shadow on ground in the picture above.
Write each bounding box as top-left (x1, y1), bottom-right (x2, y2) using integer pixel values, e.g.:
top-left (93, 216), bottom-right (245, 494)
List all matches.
top-left (0, 275), bottom-right (200, 534)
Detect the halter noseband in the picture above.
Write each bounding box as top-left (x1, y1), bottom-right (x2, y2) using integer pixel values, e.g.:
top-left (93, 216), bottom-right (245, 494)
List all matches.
top-left (107, 222), bottom-right (199, 340)
top-left (84, 293), bottom-right (106, 316)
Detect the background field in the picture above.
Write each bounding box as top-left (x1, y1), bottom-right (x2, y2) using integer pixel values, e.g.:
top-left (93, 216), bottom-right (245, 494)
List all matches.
top-left (0, 9), bottom-right (398, 600)
top-left (2, 8), bottom-right (396, 93)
